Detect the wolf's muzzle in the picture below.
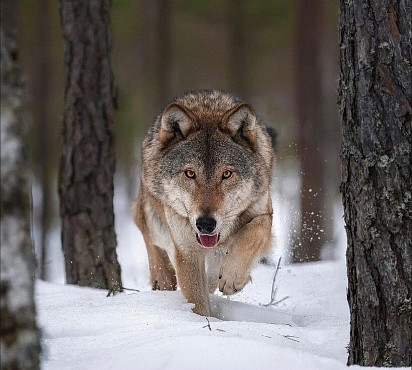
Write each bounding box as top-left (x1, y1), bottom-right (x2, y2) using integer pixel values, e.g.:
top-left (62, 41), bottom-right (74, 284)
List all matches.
top-left (195, 217), bottom-right (217, 234)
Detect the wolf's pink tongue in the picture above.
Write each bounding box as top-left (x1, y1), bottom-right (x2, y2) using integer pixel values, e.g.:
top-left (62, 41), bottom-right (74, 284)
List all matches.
top-left (199, 234), bottom-right (219, 248)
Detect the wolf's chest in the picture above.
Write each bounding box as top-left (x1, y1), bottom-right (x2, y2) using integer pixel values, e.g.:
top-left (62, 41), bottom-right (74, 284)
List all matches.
top-left (144, 203), bottom-right (175, 257)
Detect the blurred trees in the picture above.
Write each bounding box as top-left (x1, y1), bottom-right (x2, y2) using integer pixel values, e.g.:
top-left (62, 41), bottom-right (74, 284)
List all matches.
top-left (17, 1), bottom-right (341, 271)
top-left (293, 0), bottom-right (329, 262)
top-left (227, 0), bottom-right (248, 98)
top-left (155, 0), bottom-right (172, 107)
top-left (18, 0), bottom-right (63, 281)
top-left (59, 0), bottom-right (122, 290)
top-left (340, 0), bottom-right (411, 366)
top-left (1, 1), bottom-right (41, 367)
top-left (34, 0), bottom-right (53, 280)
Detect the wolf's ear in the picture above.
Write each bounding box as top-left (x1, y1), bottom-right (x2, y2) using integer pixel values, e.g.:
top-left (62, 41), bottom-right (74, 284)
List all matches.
top-left (221, 103), bottom-right (257, 147)
top-left (159, 103), bottom-right (194, 146)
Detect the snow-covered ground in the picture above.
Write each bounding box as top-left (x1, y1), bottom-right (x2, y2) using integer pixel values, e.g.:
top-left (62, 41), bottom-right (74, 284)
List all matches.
top-left (34, 175), bottom-right (408, 369)
top-left (38, 258), bottom-right (411, 370)
top-left (37, 260), bottom-right (354, 370)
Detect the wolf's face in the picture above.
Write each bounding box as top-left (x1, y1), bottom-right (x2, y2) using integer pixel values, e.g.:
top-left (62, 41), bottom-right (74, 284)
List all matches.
top-left (159, 129), bottom-right (258, 247)
top-left (149, 100), bottom-right (268, 248)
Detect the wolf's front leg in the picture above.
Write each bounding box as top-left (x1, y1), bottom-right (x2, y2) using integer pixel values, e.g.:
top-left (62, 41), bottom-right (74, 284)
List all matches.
top-left (219, 214), bottom-right (272, 295)
top-left (174, 248), bottom-right (210, 316)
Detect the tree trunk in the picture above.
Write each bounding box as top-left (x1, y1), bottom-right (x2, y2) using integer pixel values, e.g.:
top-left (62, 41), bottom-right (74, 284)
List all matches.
top-left (156, 0), bottom-right (172, 107)
top-left (339, 0), bottom-right (411, 366)
top-left (293, 0), bottom-right (327, 262)
top-left (0, 1), bottom-right (41, 368)
top-left (228, 0), bottom-right (248, 99)
top-left (59, 0), bottom-right (122, 291)
top-left (34, 0), bottom-right (53, 281)
top-left (140, 0), bottom-right (171, 115)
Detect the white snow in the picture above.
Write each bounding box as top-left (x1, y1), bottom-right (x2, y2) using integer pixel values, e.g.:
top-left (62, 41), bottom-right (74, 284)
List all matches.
top-left (33, 177), bottom-right (409, 369)
top-left (36, 259), bottom-right (406, 370)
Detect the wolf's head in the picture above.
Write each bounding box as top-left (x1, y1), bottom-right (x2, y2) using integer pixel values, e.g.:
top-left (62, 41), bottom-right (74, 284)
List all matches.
top-left (142, 90), bottom-right (274, 248)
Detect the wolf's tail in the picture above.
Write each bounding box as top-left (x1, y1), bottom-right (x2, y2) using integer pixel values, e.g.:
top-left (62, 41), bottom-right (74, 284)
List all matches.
top-left (266, 126), bottom-right (278, 151)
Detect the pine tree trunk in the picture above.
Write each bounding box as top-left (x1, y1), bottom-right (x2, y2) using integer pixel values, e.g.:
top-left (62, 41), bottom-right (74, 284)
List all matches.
top-left (339, 0), bottom-right (411, 366)
top-left (0, 1), bottom-right (41, 368)
top-left (34, 0), bottom-right (53, 281)
top-left (228, 0), bottom-right (248, 99)
top-left (59, 0), bottom-right (122, 291)
top-left (156, 0), bottom-right (171, 107)
top-left (293, 0), bottom-right (327, 262)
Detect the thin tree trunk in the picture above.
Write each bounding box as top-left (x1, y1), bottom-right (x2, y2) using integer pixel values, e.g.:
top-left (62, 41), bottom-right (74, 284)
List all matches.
top-left (0, 1), bottom-right (41, 368)
top-left (140, 0), bottom-right (171, 115)
top-left (293, 0), bottom-right (327, 262)
top-left (59, 0), bottom-right (122, 291)
top-left (339, 0), bottom-right (411, 366)
top-left (156, 0), bottom-right (172, 107)
top-left (228, 0), bottom-right (247, 99)
top-left (34, 0), bottom-right (52, 281)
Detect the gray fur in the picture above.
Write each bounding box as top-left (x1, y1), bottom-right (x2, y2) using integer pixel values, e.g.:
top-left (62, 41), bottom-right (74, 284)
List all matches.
top-left (144, 90), bottom-right (273, 204)
top-left (135, 89), bottom-right (275, 316)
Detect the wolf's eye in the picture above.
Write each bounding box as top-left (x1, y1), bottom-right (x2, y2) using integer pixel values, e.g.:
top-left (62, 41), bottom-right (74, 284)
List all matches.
top-left (222, 170), bottom-right (232, 179)
top-left (184, 170), bottom-right (196, 179)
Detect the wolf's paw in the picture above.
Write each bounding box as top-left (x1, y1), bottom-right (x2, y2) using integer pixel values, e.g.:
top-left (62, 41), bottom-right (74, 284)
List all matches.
top-left (192, 303), bottom-right (211, 317)
top-left (218, 262), bottom-right (251, 295)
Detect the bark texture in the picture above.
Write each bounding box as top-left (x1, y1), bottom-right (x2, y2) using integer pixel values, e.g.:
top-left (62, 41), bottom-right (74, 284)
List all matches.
top-left (59, 0), bottom-right (122, 290)
top-left (339, 0), bottom-right (411, 366)
top-left (294, 0), bottom-right (327, 262)
top-left (0, 2), bottom-right (41, 368)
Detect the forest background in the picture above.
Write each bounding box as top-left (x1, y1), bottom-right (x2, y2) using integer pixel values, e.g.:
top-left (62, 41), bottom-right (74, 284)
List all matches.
top-left (18, 0), bottom-right (341, 282)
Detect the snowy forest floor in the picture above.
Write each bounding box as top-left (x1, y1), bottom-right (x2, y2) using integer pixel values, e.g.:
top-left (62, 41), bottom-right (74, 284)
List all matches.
top-left (34, 181), bottom-right (409, 369)
top-left (37, 260), bottom-right (400, 370)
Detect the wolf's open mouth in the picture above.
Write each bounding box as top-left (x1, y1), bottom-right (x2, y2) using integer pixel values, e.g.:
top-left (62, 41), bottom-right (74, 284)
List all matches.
top-left (196, 233), bottom-right (220, 248)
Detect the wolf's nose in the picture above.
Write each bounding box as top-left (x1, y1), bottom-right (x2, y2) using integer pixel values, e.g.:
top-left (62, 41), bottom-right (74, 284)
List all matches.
top-left (196, 217), bottom-right (217, 234)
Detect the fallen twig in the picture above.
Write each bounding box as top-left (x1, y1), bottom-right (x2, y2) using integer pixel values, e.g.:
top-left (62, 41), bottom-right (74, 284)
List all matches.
top-left (202, 317), bottom-right (212, 331)
top-left (106, 286), bottom-right (140, 297)
top-left (121, 287), bottom-right (140, 293)
top-left (261, 257), bottom-right (290, 307)
top-left (282, 334), bottom-right (300, 342)
top-left (270, 323), bottom-right (292, 327)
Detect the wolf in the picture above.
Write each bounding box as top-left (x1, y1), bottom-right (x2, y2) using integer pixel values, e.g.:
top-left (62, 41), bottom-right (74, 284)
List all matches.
top-left (133, 90), bottom-right (275, 316)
